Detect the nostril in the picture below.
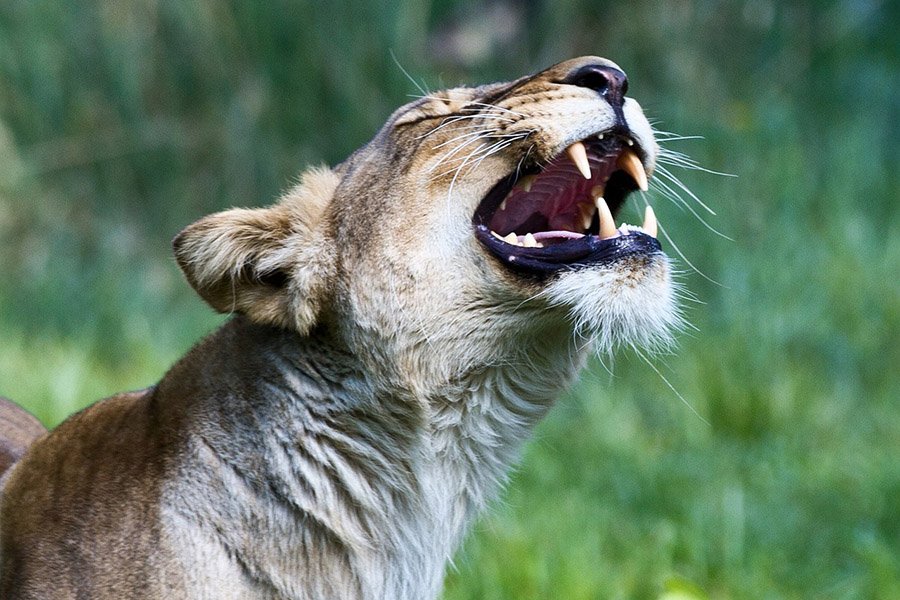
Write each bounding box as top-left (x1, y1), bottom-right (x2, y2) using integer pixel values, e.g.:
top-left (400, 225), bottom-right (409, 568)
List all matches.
top-left (562, 64), bottom-right (629, 102)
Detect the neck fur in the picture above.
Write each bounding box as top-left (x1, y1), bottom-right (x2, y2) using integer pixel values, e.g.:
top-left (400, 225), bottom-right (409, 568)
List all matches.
top-left (203, 318), bottom-right (587, 599)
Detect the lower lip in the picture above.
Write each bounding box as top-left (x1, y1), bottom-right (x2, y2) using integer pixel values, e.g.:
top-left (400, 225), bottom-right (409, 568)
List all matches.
top-left (475, 225), bottom-right (662, 274)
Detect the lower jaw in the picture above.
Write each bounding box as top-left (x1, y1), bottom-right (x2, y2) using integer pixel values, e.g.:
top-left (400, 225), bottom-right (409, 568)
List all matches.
top-left (474, 224), bottom-right (662, 274)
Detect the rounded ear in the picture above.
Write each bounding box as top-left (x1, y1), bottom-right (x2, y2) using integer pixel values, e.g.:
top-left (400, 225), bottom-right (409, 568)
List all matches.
top-left (173, 167), bottom-right (338, 333)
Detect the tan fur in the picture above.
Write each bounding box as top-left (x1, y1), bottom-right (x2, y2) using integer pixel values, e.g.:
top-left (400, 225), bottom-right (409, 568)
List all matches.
top-left (173, 167), bottom-right (339, 332)
top-left (0, 57), bottom-right (677, 599)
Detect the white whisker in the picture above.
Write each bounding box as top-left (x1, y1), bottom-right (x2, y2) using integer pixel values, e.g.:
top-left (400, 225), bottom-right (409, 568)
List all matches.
top-left (653, 164), bottom-right (717, 216)
top-left (416, 113), bottom-right (514, 141)
top-left (649, 178), bottom-right (731, 241)
top-left (514, 143), bottom-right (536, 181)
top-left (657, 222), bottom-right (723, 286)
top-left (658, 156), bottom-right (737, 178)
top-left (415, 116), bottom-right (488, 140)
top-left (465, 139), bottom-right (518, 176)
top-left (391, 51), bottom-right (430, 98)
top-left (432, 130), bottom-right (495, 151)
top-left (634, 347), bottom-right (709, 425)
top-left (428, 135), bottom-right (492, 174)
top-left (445, 138), bottom-right (501, 203)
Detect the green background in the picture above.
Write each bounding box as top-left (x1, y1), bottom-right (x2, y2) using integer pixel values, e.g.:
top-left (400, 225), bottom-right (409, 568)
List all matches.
top-left (1, 1), bottom-right (897, 598)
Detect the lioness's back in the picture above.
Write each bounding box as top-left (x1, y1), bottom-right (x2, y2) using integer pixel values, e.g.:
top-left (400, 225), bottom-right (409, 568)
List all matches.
top-left (0, 398), bottom-right (46, 479)
top-left (0, 390), bottom-right (174, 597)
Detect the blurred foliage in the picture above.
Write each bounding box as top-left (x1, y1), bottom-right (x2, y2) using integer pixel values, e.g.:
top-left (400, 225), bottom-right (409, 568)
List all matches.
top-left (0, 0), bottom-right (898, 598)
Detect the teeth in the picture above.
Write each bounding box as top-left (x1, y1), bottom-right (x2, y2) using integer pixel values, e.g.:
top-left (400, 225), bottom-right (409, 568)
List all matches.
top-left (590, 188), bottom-right (608, 216)
top-left (617, 148), bottom-right (649, 191)
top-left (566, 142), bottom-right (592, 180)
top-left (577, 202), bottom-right (595, 230)
top-left (516, 174), bottom-right (536, 192)
top-left (643, 205), bottom-right (658, 237)
top-left (596, 197), bottom-right (617, 239)
top-left (499, 199), bottom-right (507, 211)
top-left (494, 231), bottom-right (543, 248)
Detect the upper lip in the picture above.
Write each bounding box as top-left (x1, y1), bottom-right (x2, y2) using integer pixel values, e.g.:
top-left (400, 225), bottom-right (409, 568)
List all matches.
top-left (472, 132), bottom-right (661, 274)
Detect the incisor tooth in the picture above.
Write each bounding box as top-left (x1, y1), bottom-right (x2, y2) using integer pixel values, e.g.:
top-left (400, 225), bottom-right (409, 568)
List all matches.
top-left (503, 232), bottom-right (518, 245)
top-left (617, 149), bottom-right (649, 192)
top-left (523, 233), bottom-right (538, 247)
top-left (643, 205), bottom-right (658, 238)
top-left (566, 142), bottom-right (592, 179)
top-left (597, 197), bottom-right (617, 239)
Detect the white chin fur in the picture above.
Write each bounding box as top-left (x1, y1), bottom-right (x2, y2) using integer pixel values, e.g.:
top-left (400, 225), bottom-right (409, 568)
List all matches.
top-left (540, 255), bottom-right (682, 355)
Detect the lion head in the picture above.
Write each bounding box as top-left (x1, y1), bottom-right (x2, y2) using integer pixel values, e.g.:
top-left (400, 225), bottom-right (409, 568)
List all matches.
top-left (173, 56), bottom-right (679, 393)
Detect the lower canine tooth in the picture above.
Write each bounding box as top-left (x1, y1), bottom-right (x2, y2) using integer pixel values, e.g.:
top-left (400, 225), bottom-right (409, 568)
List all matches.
top-left (597, 197), bottom-right (617, 239)
top-left (503, 232), bottom-right (518, 245)
top-left (523, 233), bottom-right (538, 247)
top-left (643, 205), bottom-right (658, 237)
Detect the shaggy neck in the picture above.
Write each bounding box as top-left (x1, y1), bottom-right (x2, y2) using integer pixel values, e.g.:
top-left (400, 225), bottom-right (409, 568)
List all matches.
top-left (335, 316), bottom-right (587, 597)
top-left (420, 330), bottom-right (587, 554)
top-left (179, 317), bottom-right (585, 600)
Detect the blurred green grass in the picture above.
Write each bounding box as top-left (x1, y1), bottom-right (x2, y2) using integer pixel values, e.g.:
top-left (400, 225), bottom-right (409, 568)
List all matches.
top-left (1, 1), bottom-right (898, 598)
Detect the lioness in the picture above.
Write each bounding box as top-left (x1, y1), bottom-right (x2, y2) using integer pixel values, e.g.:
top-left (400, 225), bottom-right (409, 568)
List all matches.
top-left (0, 57), bottom-right (679, 599)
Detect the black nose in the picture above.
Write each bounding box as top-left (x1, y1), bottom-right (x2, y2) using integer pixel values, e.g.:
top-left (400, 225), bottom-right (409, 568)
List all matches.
top-left (562, 64), bottom-right (629, 106)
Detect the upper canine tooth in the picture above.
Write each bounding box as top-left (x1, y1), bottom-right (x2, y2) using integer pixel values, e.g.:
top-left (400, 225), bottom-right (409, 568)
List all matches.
top-left (596, 197), bottom-right (617, 239)
top-left (643, 205), bottom-right (658, 238)
top-left (617, 148), bottom-right (649, 192)
top-left (566, 142), bottom-right (592, 180)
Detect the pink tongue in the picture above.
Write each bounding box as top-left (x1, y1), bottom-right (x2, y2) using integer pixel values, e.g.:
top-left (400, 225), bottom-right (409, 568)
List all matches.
top-left (532, 230), bottom-right (584, 242)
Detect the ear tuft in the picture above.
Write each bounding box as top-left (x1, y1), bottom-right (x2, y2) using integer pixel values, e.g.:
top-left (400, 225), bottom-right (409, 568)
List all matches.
top-left (173, 166), bottom-right (338, 333)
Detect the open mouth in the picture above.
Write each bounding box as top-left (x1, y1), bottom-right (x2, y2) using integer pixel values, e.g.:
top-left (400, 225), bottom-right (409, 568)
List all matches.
top-left (473, 133), bottom-right (661, 274)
